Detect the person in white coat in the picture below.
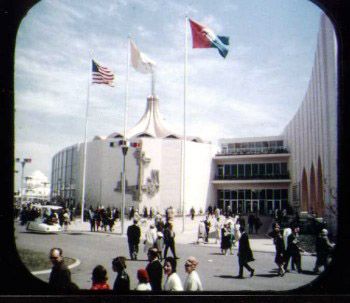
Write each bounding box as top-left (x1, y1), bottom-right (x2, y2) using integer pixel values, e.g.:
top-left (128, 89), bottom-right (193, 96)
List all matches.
top-left (183, 256), bottom-right (203, 291)
top-left (163, 257), bottom-right (183, 291)
top-left (143, 224), bottom-right (157, 253)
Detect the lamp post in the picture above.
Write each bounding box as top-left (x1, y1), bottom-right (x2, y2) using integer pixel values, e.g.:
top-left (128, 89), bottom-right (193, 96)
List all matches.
top-left (110, 140), bottom-right (129, 235)
top-left (16, 158), bottom-right (32, 203)
top-left (24, 176), bottom-right (32, 201)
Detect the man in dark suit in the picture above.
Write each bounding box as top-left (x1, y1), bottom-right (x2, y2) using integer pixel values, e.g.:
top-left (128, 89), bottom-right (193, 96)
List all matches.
top-left (48, 247), bottom-right (76, 292)
top-left (146, 248), bottom-right (163, 291)
top-left (237, 226), bottom-right (255, 278)
top-left (127, 219), bottom-right (141, 260)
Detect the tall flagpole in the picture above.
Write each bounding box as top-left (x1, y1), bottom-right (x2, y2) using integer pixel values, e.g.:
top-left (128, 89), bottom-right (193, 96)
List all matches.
top-left (81, 64), bottom-right (91, 222)
top-left (120, 35), bottom-right (131, 235)
top-left (181, 16), bottom-right (188, 233)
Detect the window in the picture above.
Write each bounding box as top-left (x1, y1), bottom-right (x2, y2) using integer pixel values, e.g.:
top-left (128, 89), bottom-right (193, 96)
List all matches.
top-left (224, 165), bottom-right (230, 177)
top-left (246, 164), bottom-right (252, 177)
top-left (231, 164), bottom-right (238, 177)
top-left (281, 163), bottom-right (288, 175)
top-left (218, 190), bottom-right (224, 199)
top-left (259, 164), bottom-right (265, 176)
top-left (274, 189), bottom-right (281, 199)
top-left (217, 165), bottom-right (223, 177)
top-left (232, 190), bottom-right (237, 199)
top-left (266, 163), bottom-right (273, 175)
top-left (281, 189), bottom-right (288, 199)
top-left (238, 164), bottom-right (244, 177)
top-left (267, 189), bottom-right (273, 199)
top-left (252, 164), bottom-right (258, 176)
top-left (273, 163), bottom-right (281, 176)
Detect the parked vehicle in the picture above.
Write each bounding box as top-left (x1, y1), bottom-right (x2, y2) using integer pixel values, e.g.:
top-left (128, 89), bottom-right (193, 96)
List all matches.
top-left (26, 205), bottom-right (62, 234)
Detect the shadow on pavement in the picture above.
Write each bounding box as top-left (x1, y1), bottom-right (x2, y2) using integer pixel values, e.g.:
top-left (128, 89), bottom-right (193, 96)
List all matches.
top-left (299, 270), bottom-right (319, 276)
top-left (254, 273), bottom-right (278, 278)
top-left (214, 275), bottom-right (236, 279)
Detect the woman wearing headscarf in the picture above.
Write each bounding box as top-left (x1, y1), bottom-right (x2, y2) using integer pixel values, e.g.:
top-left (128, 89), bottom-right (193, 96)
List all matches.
top-left (183, 256), bottom-right (203, 291)
top-left (163, 257), bottom-right (183, 291)
top-left (135, 268), bottom-right (152, 291)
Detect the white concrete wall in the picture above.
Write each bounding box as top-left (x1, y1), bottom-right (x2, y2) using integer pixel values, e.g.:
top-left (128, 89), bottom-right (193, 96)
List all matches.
top-left (282, 13), bottom-right (337, 234)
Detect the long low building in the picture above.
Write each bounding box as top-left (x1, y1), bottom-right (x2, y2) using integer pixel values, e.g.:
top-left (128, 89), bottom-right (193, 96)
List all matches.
top-left (50, 13), bottom-right (337, 235)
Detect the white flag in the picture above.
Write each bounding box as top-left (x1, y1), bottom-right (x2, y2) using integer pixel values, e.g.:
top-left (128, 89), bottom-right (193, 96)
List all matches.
top-left (130, 40), bottom-right (156, 74)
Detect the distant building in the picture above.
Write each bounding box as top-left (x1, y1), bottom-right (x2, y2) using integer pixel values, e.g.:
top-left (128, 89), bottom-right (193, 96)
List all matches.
top-left (21, 170), bottom-right (50, 203)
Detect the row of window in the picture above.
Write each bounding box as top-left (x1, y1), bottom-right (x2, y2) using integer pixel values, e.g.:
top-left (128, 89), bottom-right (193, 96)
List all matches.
top-left (225, 140), bottom-right (284, 149)
top-left (220, 140), bottom-right (288, 156)
top-left (218, 189), bottom-right (289, 200)
top-left (217, 163), bottom-right (288, 179)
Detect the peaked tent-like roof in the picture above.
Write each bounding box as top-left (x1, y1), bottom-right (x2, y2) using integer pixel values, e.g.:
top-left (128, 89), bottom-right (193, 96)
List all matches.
top-left (108, 95), bottom-right (182, 140)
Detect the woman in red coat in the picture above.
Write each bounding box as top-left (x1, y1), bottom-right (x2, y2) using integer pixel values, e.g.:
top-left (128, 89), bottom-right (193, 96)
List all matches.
top-left (90, 265), bottom-right (110, 290)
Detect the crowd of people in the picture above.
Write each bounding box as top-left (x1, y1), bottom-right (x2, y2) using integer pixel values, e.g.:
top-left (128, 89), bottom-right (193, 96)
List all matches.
top-left (268, 222), bottom-right (335, 277)
top-left (24, 203), bottom-right (335, 292)
top-left (48, 246), bottom-right (203, 292)
top-left (88, 206), bottom-right (120, 232)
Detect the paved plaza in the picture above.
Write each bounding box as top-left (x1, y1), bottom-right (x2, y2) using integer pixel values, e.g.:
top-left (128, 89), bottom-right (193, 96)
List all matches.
top-left (15, 215), bottom-right (322, 292)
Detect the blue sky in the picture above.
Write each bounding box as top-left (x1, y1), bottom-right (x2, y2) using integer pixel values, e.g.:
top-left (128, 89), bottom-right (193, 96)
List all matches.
top-left (14, 0), bottom-right (324, 189)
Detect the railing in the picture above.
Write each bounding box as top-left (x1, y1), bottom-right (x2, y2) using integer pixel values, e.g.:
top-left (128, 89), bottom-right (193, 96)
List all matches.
top-left (214, 173), bottom-right (290, 180)
top-left (216, 146), bottom-right (289, 156)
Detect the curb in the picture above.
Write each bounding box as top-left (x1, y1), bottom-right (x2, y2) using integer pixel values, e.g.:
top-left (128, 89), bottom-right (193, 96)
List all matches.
top-left (31, 258), bottom-right (81, 276)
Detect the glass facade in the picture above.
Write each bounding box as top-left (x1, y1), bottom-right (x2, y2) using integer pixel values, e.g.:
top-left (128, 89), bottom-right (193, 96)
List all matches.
top-left (51, 145), bottom-right (78, 205)
top-left (217, 188), bottom-right (289, 215)
top-left (216, 162), bottom-right (289, 180)
top-left (219, 140), bottom-right (288, 155)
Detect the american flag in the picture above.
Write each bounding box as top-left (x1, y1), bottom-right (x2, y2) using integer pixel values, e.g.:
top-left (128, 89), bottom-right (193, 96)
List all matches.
top-left (92, 60), bottom-right (115, 86)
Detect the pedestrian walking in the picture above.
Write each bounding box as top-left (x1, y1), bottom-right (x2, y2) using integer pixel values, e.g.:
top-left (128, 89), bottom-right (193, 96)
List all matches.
top-left (284, 225), bottom-right (303, 273)
top-left (135, 269), bottom-right (152, 291)
top-left (204, 216), bottom-right (211, 243)
top-left (88, 206), bottom-right (96, 232)
top-left (237, 226), bottom-right (255, 278)
top-left (183, 256), bottom-right (203, 291)
top-left (190, 207), bottom-right (195, 220)
top-left (197, 220), bottom-right (206, 244)
top-left (313, 229), bottom-right (335, 273)
top-left (163, 222), bottom-right (178, 259)
top-left (254, 215), bottom-right (262, 234)
top-left (163, 257), bottom-right (183, 291)
top-left (90, 265), bottom-right (110, 290)
top-left (48, 247), bottom-right (78, 292)
top-left (233, 219), bottom-right (241, 247)
top-left (155, 231), bottom-right (164, 261)
top-left (112, 256), bottom-right (130, 293)
top-left (268, 223), bottom-right (286, 276)
top-left (228, 222), bottom-right (235, 254)
top-left (129, 206), bottom-right (135, 220)
top-left (221, 223), bottom-right (231, 255)
top-left (127, 219), bottom-right (141, 260)
top-left (143, 224), bottom-right (157, 253)
top-left (214, 217), bottom-right (222, 244)
top-left (146, 248), bottom-right (163, 291)
top-left (248, 213), bottom-right (255, 234)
